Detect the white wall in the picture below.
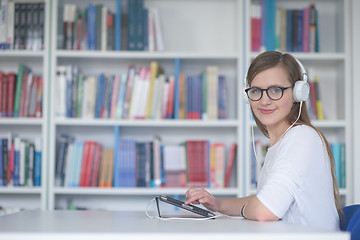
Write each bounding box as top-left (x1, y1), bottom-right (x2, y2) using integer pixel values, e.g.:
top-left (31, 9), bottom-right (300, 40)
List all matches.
top-left (351, 0), bottom-right (360, 204)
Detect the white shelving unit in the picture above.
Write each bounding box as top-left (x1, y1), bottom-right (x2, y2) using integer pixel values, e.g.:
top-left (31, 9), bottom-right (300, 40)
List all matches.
top-left (48, 0), bottom-right (244, 210)
top-left (0, 0), bottom-right (50, 210)
top-left (351, 0), bottom-right (360, 204)
top-left (5, 0), bottom-right (344, 210)
top-left (244, 0), bottom-right (353, 205)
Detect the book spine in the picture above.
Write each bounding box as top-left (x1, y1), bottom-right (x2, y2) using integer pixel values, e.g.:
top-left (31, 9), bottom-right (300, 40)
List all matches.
top-left (33, 138), bottom-right (41, 186)
top-left (115, 0), bottom-right (121, 51)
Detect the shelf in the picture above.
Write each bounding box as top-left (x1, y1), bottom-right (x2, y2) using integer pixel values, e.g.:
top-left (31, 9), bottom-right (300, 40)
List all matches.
top-left (250, 52), bottom-right (346, 61)
top-left (54, 119), bottom-right (240, 127)
top-left (0, 50), bottom-right (45, 58)
top-left (52, 187), bottom-right (239, 196)
top-left (56, 50), bottom-right (238, 60)
top-left (0, 118), bottom-right (44, 125)
top-left (0, 187), bottom-right (43, 194)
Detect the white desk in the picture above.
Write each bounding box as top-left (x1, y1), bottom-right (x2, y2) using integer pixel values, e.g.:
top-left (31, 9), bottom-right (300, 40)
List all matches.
top-left (0, 210), bottom-right (350, 240)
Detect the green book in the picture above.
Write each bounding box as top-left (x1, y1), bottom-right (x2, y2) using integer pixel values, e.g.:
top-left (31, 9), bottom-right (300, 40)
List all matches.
top-left (14, 63), bottom-right (31, 117)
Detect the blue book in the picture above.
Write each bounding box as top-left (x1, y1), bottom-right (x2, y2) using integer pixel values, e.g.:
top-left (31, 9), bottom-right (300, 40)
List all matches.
top-left (331, 143), bottom-right (341, 187)
top-left (115, 0), bottom-right (122, 51)
top-left (160, 145), bottom-right (165, 186)
top-left (74, 142), bottom-right (84, 187)
top-left (95, 74), bottom-right (105, 118)
top-left (174, 58), bottom-right (181, 119)
top-left (143, 8), bottom-right (149, 50)
top-left (186, 76), bottom-right (192, 119)
top-left (218, 75), bottom-right (227, 119)
top-left (14, 138), bottom-right (20, 186)
top-left (340, 144), bottom-right (346, 188)
top-left (68, 142), bottom-right (77, 187)
top-left (135, 0), bottom-right (144, 50)
top-left (127, 0), bottom-right (136, 50)
top-left (196, 76), bottom-right (203, 119)
top-left (87, 4), bottom-right (96, 50)
top-left (33, 139), bottom-right (42, 187)
top-left (127, 139), bottom-right (136, 187)
top-left (265, 0), bottom-right (276, 51)
top-left (65, 66), bottom-right (73, 118)
top-left (113, 126), bottom-right (120, 187)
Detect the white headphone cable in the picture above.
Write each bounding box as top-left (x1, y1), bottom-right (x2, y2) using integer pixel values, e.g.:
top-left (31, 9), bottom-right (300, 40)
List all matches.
top-left (251, 101), bottom-right (303, 167)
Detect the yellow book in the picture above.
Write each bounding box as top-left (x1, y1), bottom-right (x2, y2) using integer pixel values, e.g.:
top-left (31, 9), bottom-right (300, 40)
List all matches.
top-left (145, 61), bottom-right (159, 119)
top-left (314, 76), bottom-right (324, 120)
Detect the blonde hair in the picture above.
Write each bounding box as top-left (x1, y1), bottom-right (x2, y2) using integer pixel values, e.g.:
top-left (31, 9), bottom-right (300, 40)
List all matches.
top-left (246, 51), bottom-right (343, 219)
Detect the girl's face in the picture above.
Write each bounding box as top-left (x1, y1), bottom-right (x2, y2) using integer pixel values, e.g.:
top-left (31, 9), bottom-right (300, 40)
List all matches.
top-left (250, 66), bottom-right (294, 131)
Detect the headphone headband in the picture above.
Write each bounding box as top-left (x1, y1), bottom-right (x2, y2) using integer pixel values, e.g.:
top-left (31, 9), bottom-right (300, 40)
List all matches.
top-left (243, 54), bottom-right (309, 103)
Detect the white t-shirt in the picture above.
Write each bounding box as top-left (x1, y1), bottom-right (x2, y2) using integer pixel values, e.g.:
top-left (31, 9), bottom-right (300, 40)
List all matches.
top-left (256, 125), bottom-right (339, 231)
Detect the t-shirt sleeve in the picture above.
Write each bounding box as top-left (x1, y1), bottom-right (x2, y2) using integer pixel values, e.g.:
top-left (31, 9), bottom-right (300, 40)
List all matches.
top-left (256, 168), bottom-right (298, 218)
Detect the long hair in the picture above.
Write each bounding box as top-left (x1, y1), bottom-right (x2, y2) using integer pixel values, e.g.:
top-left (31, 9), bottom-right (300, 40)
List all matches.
top-left (246, 51), bottom-right (343, 219)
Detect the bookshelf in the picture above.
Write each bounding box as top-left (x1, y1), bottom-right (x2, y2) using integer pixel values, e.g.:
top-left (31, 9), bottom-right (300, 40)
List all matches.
top-left (0, 0), bottom-right (50, 212)
top-left (244, 0), bottom-right (353, 205)
top-left (39, 0), bottom-right (353, 210)
top-left (48, 0), bottom-right (244, 210)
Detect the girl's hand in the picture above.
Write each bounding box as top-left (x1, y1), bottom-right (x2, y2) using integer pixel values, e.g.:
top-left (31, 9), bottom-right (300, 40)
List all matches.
top-left (185, 188), bottom-right (220, 212)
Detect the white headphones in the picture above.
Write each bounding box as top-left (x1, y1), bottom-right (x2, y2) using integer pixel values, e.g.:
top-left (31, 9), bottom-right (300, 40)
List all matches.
top-left (243, 58), bottom-right (310, 104)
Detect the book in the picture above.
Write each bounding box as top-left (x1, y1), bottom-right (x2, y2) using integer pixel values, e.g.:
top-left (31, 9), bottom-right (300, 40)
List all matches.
top-left (13, 64), bottom-right (31, 117)
top-left (116, 73), bottom-right (128, 119)
top-left (163, 145), bottom-right (186, 188)
top-left (33, 138), bottom-right (41, 186)
top-left (114, 0), bottom-right (122, 51)
top-left (152, 8), bottom-right (164, 51)
top-left (251, 3), bottom-right (261, 51)
top-left (314, 76), bottom-right (324, 120)
top-left (224, 143), bottom-right (237, 188)
top-left (145, 61), bottom-right (160, 119)
top-left (206, 66), bottom-right (218, 120)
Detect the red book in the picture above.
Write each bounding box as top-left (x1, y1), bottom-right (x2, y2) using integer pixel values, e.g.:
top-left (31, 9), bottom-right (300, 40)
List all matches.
top-left (8, 141), bottom-right (15, 185)
top-left (166, 76), bottom-right (175, 119)
top-left (251, 4), bottom-right (261, 52)
top-left (2, 74), bottom-right (8, 116)
top-left (79, 141), bottom-right (91, 187)
top-left (7, 73), bottom-right (16, 117)
top-left (186, 140), bottom-right (207, 188)
top-left (84, 141), bottom-right (96, 187)
top-left (90, 143), bottom-right (102, 187)
top-left (0, 72), bottom-right (5, 117)
top-left (225, 143), bottom-right (237, 188)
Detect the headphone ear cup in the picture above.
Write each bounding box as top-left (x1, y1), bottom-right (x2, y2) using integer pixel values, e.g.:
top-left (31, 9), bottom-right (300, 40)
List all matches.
top-left (293, 80), bottom-right (310, 102)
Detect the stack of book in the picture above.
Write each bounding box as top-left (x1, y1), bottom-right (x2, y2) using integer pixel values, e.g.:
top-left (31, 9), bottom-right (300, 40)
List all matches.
top-left (59, 0), bottom-right (164, 51)
top-left (251, 1), bottom-right (319, 52)
top-left (0, 64), bottom-right (43, 118)
top-left (55, 134), bottom-right (237, 189)
top-left (0, 1), bottom-right (45, 50)
top-left (0, 134), bottom-right (42, 187)
top-left (55, 63), bottom-right (228, 120)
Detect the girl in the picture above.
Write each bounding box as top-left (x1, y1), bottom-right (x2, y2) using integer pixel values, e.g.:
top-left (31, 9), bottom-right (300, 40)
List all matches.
top-left (185, 51), bottom-right (342, 231)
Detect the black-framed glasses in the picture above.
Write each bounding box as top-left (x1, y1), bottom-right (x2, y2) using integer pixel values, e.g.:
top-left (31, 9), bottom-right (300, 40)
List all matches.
top-left (245, 86), bottom-right (292, 101)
